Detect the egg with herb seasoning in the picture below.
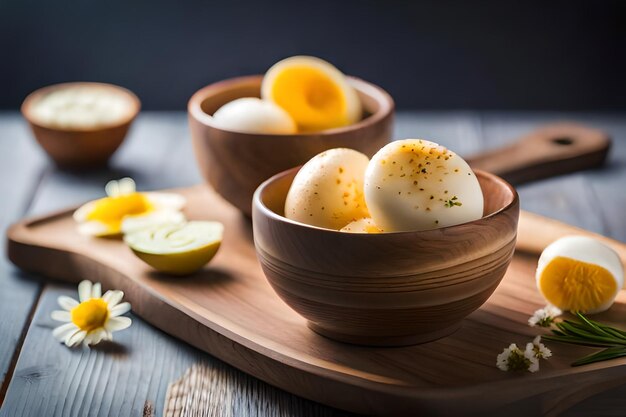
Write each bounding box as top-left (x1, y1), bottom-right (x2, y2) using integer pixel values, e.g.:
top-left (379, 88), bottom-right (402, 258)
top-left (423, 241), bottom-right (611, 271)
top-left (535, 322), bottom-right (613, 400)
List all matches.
top-left (536, 236), bottom-right (623, 313)
top-left (364, 139), bottom-right (483, 232)
top-left (212, 97), bottom-right (297, 134)
top-left (285, 148), bottom-right (370, 230)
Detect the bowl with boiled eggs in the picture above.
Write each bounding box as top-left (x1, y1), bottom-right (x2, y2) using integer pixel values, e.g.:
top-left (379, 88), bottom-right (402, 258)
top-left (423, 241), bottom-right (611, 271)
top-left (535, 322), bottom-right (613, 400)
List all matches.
top-left (188, 56), bottom-right (394, 216)
top-left (253, 140), bottom-right (520, 346)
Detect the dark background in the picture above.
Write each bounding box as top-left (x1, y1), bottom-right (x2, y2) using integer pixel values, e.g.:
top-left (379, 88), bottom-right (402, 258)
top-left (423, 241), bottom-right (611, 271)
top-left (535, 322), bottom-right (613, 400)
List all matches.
top-left (1, 0), bottom-right (625, 111)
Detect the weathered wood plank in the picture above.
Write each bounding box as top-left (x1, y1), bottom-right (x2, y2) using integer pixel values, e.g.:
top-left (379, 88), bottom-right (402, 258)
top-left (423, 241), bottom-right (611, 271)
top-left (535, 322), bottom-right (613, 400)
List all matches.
top-left (0, 113), bottom-right (47, 397)
top-left (1, 285), bottom-right (352, 417)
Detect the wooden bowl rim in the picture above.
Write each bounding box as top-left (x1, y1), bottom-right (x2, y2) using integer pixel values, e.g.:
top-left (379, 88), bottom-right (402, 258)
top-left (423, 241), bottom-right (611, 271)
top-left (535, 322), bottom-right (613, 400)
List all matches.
top-left (187, 74), bottom-right (395, 137)
top-left (21, 81), bottom-right (141, 132)
top-left (253, 166), bottom-right (519, 237)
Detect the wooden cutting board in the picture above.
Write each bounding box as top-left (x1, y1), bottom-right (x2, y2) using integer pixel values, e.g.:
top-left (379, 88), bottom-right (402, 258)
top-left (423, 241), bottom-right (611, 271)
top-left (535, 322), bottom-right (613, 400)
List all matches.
top-left (7, 123), bottom-right (626, 416)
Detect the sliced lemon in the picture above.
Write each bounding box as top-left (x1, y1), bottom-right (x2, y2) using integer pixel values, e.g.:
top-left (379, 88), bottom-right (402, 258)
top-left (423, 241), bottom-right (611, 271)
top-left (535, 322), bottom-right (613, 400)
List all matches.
top-left (261, 56), bottom-right (361, 132)
top-left (124, 221), bottom-right (224, 275)
top-left (536, 236), bottom-right (624, 313)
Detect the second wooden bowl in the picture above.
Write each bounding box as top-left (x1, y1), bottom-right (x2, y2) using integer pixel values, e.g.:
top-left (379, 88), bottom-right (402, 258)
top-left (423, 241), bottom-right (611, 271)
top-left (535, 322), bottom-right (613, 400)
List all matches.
top-left (21, 82), bottom-right (140, 169)
top-left (253, 167), bottom-right (520, 346)
top-left (188, 75), bottom-right (394, 216)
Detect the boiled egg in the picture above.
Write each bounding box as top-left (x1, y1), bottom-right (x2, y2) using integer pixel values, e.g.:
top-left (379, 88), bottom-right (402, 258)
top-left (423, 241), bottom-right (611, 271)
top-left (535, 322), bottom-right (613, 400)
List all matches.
top-left (340, 217), bottom-right (383, 234)
top-left (536, 236), bottom-right (624, 313)
top-left (212, 97), bottom-right (296, 134)
top-left (285, 148), bottom-right (370, 230)
top-left (73, 178), bottom-right (186, 237)
top-left (364, 139), bottom-right (483, 232)
top-left (261, 56), bottom-right (361, 132)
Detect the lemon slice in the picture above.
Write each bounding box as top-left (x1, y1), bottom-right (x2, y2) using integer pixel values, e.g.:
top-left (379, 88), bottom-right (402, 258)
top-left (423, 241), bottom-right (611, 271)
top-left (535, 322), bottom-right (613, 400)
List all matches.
top-left (536, 236), bottom-right (624, 313)
top-left (261, 56), bottom-right (361, 132)
top-left (124, 221), bottom-right (224, 275)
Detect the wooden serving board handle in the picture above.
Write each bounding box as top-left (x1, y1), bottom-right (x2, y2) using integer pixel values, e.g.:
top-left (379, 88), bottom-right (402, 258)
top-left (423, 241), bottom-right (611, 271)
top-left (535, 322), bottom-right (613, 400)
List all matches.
top-left (465, 122), bottom-right (624, 266)
top-left (467, 122), bottom-right (611, 185)
top-left (517, 210), bottom-right (626, 267)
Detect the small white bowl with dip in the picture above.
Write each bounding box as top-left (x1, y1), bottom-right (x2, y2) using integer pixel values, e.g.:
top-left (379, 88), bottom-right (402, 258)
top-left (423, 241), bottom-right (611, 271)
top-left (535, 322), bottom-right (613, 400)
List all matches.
top-left (22, 82), bottom-right (140, 169)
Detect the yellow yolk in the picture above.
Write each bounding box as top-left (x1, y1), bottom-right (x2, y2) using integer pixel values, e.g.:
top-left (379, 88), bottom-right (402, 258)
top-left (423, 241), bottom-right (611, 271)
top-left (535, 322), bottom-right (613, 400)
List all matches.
top-left (340, 217), bottom-right (383, 234)
top-left (71, 298), bottom-right (109, 331)
top-left (364, 225), bottom-right (382, 234)
top-left (86, 193), bottom-right (153, 232)
top-left (539, 256), bottom-right (617, 312)
top-left (270, 66), bottom-right (347, 131)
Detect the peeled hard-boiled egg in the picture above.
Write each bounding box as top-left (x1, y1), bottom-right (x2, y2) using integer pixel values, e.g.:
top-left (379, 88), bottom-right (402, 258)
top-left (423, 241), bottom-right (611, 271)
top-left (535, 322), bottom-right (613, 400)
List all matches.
top-left (340, 217), bottom-right (383, 234)
top-left (212, 97), bottom-right (296, 134)
top-left (536, 236), bottom-right (624, 313)
top-left (285, 148), bottom-right (370, 230)
top-left (261, 56), bottom-right (361, 132)
top-left (364, 139), bottom-right (483, 232)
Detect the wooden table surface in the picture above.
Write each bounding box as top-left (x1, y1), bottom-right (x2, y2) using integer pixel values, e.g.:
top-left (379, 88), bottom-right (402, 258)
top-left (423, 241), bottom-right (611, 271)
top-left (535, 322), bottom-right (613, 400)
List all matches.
top-left (1, 111), bottom-right (625, 417)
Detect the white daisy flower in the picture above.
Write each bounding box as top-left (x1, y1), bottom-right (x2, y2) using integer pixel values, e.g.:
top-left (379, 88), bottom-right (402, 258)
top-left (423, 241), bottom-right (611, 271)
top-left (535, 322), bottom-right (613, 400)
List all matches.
top-left (73, 177), bottom-right (186, 237)
top-left (525, 349), bottom-right (540, 373)
top-left (526, 335), bottom-right (552, 360)
top-left (51, 280), bottom-right (132, 347)
top-left (528, 305), bottom-right (562, 327)
top-left (496, 343), bottom-right (540, 372)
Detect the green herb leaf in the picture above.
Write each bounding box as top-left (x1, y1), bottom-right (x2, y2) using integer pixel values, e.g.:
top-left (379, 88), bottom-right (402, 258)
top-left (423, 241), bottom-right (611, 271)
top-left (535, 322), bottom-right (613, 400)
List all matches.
top-left (545, 312), bottom-right (626, 366)
top-left (572, 346), bottom-right (626, 367)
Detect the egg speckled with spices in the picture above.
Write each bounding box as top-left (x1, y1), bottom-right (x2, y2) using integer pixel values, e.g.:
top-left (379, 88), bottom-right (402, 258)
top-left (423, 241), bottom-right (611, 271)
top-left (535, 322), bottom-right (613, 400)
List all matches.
top-left (364, 139), bottom-right (483, 232)
top-left (285, 148), bottom-right (370, 230)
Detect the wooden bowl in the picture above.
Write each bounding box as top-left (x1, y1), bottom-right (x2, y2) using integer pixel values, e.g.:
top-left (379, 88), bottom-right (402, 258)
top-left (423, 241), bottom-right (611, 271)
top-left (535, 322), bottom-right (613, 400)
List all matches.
top-left (252, 167), bottom-right (520, 346)
top-left (188, 75), bottom-right (394, 216)
top-left (21, 82), bottom-right (140, 169)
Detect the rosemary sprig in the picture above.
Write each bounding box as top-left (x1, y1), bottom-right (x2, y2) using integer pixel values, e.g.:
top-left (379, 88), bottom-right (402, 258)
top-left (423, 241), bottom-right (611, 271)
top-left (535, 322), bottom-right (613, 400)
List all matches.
top-left (543, 312), bottom-right (626, 366)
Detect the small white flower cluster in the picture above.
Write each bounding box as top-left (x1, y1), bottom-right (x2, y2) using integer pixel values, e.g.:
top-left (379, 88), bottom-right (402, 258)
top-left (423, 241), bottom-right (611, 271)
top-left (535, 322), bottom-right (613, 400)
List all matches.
top-left (496, 336), bottom-right (552, 373)
top-left (528, 305), bottom-right (562, 327)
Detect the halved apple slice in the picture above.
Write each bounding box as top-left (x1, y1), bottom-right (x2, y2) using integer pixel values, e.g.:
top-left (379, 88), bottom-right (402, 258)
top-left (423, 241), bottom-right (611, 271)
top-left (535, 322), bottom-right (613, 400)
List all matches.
top-left (124, 221), bottom-right (224, 275)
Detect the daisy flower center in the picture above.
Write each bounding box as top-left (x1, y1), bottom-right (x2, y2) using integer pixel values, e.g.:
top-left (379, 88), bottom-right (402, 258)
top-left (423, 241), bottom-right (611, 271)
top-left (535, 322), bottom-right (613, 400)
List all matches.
top-left (71, 298), bottom-right (109, 331)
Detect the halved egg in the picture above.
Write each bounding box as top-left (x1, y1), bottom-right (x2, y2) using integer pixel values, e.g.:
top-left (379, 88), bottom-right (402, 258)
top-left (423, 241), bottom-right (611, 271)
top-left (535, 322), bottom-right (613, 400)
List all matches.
top-left (261, 56), bottom-right (361, 132)
top-left (536, 236), bottom-right (624, 313)
top-left (364, 139), bottom-right (483, 232)
top-left (73, 178), bottom-right (186, 237)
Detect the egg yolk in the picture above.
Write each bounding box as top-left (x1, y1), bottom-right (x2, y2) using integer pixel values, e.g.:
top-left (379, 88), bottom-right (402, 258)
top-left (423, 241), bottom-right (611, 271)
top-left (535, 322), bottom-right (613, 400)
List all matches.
top-left (86, 193), bottom-right (153, 232)
top-left (364, 225), bottom-right (382, 234)
top-left (71, 298), bottom-right (109, 331)
top-left (270, 66), bottom-right (347, 131)
top-left (539, 256), bottom-right (617, 312)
